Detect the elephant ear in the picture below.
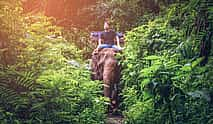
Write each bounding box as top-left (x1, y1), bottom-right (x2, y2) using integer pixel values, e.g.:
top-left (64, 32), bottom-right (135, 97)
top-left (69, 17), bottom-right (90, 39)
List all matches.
top-left (91, 49), bottom-right (104, 80)
top-left (91, 50), bottom-right (99, 80)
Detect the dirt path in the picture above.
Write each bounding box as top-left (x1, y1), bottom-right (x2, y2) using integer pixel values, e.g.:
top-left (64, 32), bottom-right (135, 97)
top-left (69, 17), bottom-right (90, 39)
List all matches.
top-left (106, 115), bottom-right (124, 124)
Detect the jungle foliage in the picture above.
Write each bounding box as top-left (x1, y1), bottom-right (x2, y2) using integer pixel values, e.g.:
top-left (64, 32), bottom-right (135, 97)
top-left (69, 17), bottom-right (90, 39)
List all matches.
top-left (0, 0), bottom-right (213, 124)
top-left (0, 0), bottom-right (106, 123)
top-left (121, 0), bottom-right (213, 123)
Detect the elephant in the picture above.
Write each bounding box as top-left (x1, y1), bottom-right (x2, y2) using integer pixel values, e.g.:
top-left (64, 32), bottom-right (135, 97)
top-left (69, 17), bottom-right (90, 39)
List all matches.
top-left (91, 48), bottom-right (121, 112)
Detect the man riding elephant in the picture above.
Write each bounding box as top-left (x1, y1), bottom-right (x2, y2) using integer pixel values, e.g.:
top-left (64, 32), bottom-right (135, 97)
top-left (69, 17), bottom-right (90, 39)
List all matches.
top-left (97, 21), bottom-right (122, 51)
top-left (91, 20), bottom-right (122, 113)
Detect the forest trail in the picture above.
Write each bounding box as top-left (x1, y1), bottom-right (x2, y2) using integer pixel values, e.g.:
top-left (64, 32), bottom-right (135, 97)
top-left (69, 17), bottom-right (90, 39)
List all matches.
top-left (106, 115), bottom-right (124, 124)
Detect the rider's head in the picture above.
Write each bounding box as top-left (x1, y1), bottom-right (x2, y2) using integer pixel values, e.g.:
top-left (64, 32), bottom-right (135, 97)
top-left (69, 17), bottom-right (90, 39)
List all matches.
top-left (104, 21), bottom-right (110, 30)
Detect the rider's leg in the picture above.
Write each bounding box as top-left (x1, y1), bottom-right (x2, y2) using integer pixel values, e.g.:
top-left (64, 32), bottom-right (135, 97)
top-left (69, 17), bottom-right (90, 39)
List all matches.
top-left (98, 44), bottom-right (112, 49)
top-left (112, 45), bottom-right (122, 51)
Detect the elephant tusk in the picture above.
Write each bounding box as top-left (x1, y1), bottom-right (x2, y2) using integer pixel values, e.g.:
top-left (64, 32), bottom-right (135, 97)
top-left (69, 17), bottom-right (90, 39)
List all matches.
top-left (103, 84), bottom-right (110, 88)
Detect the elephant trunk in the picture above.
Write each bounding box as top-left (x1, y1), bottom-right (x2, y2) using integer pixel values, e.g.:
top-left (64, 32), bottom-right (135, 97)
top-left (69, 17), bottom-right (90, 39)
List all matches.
top-left (103, 57), bottom-right (120, 110)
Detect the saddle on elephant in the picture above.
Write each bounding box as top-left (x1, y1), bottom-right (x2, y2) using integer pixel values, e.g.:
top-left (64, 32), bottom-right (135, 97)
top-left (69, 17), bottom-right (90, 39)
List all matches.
top-left (91, 48), bottom-right (121, 112)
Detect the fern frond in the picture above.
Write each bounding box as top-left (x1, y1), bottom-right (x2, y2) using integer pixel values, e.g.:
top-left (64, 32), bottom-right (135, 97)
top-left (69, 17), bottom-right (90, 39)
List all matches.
top-left (16, 71), bottom-right (37, 91)
top-left (0, 86), bottom-right (20, 107)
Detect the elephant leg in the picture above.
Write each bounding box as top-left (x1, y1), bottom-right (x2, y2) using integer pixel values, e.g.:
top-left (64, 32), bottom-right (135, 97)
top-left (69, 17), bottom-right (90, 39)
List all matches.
top-left (111, 83), bottom-right (119, 111)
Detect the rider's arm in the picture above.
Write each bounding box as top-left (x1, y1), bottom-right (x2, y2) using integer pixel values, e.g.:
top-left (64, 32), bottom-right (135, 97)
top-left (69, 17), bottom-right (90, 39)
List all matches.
top-left (116, 35), bottom-right (120, 47)
top-left (98, 37), bottom-right (102, 46)
top-left (98, 32), bottom-right (103, 47)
